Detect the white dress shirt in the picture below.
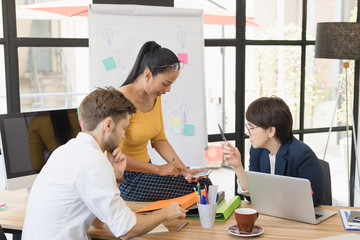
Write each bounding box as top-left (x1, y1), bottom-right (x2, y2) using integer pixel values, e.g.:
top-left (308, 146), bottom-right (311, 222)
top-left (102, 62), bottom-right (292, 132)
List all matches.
top-left (22, 132), bottom-right (136, 240)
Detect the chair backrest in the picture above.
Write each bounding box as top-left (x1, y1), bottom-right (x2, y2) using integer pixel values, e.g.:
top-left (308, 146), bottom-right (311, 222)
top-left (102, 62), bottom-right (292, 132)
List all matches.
top-left (319, 159), bottom-right (332, 205)
top-left (0, 225), bottom-right (6, 240)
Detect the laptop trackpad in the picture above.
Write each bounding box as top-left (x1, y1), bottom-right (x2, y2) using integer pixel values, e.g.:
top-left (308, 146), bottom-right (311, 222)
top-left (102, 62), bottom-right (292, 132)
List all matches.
top-left (314, 208), bottom-right (336, 224)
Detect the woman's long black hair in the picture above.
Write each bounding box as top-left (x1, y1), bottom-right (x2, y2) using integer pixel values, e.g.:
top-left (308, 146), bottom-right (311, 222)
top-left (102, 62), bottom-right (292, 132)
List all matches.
top-left (121, 41), bottom-right (179, 86)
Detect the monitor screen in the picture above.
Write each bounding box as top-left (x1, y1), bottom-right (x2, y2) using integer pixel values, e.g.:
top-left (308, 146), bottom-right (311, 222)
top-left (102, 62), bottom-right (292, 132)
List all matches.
top-left (0, 108), bottom-right (81, 190)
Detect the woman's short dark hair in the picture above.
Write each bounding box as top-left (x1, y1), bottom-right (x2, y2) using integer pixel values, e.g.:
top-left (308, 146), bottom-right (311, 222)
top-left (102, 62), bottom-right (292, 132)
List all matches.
top-left (121, 41), bottom-right (179, 86)
top-left (246, 96), bottom-right (293, 144)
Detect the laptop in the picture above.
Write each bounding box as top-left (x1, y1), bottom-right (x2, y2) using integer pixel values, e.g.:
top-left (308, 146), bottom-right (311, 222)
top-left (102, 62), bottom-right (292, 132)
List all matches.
top-left (245, 171), bottom-right (336, 224)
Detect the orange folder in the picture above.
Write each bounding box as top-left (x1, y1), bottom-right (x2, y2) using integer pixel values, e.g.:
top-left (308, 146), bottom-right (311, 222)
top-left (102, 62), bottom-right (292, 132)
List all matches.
top-left (136, 189), bottom-right (205, 213)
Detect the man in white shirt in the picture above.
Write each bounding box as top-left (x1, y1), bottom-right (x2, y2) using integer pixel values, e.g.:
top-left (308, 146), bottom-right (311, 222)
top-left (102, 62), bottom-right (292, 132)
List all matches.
top-left (22, 87), bottom-right (186, 240)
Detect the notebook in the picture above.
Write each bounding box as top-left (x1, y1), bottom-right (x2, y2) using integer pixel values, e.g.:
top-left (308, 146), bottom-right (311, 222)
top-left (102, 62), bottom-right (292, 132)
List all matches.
top-left (245, 171), bottom-right (336, 224)
top-left (186, 195), bottom-right (241, 221)
top-left (136, 190), bottom-right (205, 213)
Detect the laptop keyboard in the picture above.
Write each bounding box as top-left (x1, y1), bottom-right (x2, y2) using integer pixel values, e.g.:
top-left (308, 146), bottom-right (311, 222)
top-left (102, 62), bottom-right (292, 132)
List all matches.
top-left (315, 214), bottom-right (323, 219)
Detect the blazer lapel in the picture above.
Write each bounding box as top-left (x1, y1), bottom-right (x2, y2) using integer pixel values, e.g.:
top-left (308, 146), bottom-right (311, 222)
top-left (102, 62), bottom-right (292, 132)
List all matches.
top-left (275, 138), bottom-right (293, 175)
top-left (260, 151), bottom-right (271, 173)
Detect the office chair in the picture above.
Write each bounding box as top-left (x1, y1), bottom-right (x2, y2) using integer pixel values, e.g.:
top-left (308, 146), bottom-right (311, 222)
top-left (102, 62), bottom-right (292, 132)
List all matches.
top-left (0, 225), bottom-right (7, 240)
top-left (319, 159), bottom-right (332, 205)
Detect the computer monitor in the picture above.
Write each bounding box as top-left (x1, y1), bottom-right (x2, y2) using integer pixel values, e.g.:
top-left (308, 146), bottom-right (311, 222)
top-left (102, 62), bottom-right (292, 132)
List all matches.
top-left (0, 108), bottom-right (81, 191)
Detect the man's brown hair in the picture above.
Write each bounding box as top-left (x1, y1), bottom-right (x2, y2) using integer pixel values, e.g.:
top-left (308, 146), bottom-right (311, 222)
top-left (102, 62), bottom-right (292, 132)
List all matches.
top-left (79, 87), bottom-right (136, 131)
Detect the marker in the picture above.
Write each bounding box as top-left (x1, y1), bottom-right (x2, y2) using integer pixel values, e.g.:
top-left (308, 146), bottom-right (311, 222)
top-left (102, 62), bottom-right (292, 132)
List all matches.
top-left (197, 183), bottom-right (201, 203)
top-left (176, 221), bottom-right (188, 232)
top-left (205, 185), bottom-right (209, 204)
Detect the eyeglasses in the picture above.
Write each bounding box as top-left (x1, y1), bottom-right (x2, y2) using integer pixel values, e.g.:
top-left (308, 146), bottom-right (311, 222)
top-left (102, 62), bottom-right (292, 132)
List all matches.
top-left (245, 124), bottom-right (259, 136)
top-left (151, 61), bottom-right (184, 72)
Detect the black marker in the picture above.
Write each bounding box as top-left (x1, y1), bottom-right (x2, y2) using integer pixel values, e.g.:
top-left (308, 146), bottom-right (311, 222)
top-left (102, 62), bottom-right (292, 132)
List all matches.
top-left (217, 124), bottom-right (227, 142)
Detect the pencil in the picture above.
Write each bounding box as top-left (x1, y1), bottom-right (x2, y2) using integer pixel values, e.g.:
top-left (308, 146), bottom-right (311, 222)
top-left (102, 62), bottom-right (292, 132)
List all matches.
top-left (176, 221), bottom-right (188, 232)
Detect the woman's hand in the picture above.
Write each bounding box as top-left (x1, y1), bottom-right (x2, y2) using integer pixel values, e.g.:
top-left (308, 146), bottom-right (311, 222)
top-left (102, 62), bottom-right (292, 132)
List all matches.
top-left (221, 142), bottom-right (243, 169)
top-left (157, 162), bottom-right (182, 177)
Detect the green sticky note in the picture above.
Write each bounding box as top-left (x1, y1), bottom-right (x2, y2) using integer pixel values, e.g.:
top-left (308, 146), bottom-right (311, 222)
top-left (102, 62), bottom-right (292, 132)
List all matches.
top-left (170, 118), bottom-right (182, 126)
top-left (183, 124), bottom-right (195, 136)
top-left (102, 57), bottom-right (117, 71)
top-left (171, 126), bottom-right (182, 135)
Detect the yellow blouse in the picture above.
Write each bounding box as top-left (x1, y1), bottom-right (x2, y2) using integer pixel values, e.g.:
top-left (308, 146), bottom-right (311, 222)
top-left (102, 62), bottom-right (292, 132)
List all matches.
top-left (119, 96), bottom-right (167, 162)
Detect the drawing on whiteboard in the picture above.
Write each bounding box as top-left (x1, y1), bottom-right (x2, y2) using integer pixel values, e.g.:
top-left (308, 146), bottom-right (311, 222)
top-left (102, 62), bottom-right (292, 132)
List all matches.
top-left (173, 26), bottom-right (188, 48)
top-left (113, 51), bottom-right (126, 70)
top-left (102, 28), bottom-right (114, 47)
top-left (180, 104), bottom-right (189, 124)
top-left (164, 98), bottom-right (191, 124)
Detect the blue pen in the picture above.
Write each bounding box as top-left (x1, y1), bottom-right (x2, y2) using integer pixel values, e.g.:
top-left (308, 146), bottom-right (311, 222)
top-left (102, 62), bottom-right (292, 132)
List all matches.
top-left (216, 193), bottom-right (219, 203)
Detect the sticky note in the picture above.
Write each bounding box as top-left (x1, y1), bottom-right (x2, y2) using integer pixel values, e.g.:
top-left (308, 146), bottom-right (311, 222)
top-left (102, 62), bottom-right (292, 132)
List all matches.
top-left (102, 57), bottom-right (117, 71)
top-left (177, 53), bottom-right (188, 64)
top-left (170, 118), bottom-right (182, 126)
top-left (171, 126), bottom-right (182, 135)
top-left (183, 124), bottom-right (195, 136)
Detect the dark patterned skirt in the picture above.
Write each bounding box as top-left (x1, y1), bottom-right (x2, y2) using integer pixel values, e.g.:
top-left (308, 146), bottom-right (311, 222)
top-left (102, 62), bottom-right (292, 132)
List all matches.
top-left (119, 170), bottom-right (212, 201)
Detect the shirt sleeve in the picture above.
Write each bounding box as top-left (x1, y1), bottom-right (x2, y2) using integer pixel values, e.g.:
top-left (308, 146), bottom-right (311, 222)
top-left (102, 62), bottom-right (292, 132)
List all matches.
top-left (237, 183), bottom-right (250, 196)
top-left (74, 152), bottom-right (136, 237)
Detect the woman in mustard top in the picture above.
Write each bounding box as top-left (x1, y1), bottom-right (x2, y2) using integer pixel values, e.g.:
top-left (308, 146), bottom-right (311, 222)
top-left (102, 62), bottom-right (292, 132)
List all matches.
top-left (118, 41), bottom-right (212, 201)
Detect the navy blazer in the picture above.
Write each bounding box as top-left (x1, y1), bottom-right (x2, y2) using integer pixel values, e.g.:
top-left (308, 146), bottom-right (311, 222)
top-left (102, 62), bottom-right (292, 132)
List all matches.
top-left (248, 136), bottom-right (324, 206)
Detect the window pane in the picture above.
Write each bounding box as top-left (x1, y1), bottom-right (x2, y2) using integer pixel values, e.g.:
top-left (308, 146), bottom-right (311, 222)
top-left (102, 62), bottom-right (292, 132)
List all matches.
top-left (245, 46), bottom-right (301, 129)
top-left (246, 0), bottom-right (302, 40)
top-left (16, 0), bottom-right (89, 38)
top-left (306, 0), bottom-right (357, 40)
top-left (18, 47), bottom-right (90, 112)
top-left (0, 46), bottom-right (6, 114)
top-left (304, 132), bottom-right (350, 206)
top-left (205, 47), bottom-right (235, 134)
top-left (174, 0), bottom-right (236, 39)
top-left (305, 46), bottom-right (355, 129)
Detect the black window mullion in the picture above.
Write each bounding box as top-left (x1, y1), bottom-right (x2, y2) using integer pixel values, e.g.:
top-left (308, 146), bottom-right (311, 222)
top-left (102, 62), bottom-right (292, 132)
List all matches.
top-left (3, 0), bottom-right (20, 113)
top-left (349, 0), bottom-right (360, 207)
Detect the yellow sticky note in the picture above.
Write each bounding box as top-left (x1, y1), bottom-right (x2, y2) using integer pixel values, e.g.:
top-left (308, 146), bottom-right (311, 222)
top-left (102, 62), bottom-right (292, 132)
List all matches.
top-left (170, 118), bottom-right (182, 126)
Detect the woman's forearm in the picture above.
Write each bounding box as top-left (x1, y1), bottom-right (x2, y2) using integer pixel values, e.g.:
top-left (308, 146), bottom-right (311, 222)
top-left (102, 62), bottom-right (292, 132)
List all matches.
top-left (152, 140), bottom-right (187, 169)
top-left (125, 155), bottom-right (160, 174)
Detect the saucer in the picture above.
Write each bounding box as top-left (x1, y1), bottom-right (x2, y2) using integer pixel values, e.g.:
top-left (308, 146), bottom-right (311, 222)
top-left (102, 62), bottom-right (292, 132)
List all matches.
top-left (227, 224), bottom-right (264, 237)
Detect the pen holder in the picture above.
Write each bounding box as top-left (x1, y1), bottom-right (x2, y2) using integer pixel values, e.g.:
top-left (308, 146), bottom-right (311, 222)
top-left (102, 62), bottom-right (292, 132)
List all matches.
top-left (197, 202), bottom-right (217, 228)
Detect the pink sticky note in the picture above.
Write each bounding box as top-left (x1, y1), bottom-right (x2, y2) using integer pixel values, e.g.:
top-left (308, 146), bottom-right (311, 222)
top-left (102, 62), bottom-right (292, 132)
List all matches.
top-left (177, 53), bottom-right (188, 64)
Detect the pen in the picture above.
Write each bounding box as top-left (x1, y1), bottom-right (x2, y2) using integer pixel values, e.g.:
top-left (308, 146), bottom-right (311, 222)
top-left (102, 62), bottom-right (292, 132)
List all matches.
top-left (197, 183), bottom-right (201, 203)
top-left (176, 221), bottom-right (188, 232)
top-left (218, 124), bottom-right (227, 142)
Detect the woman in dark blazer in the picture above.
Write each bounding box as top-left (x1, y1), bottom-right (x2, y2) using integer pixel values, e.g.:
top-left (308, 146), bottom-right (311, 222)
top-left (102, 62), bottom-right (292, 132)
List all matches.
top-left (222, 96), bottom-right (324, 206)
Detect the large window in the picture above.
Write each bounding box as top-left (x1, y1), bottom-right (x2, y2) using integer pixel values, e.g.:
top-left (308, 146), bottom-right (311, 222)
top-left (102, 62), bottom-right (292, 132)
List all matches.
top-left (204, 0), bottom-right (359, 206)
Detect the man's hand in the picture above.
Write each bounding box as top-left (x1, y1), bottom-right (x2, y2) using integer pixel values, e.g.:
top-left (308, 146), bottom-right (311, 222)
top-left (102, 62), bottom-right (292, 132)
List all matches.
top-left (107, 148), bottom-right (127, 184)
top-left (159, 202), bottom-right (186, 221)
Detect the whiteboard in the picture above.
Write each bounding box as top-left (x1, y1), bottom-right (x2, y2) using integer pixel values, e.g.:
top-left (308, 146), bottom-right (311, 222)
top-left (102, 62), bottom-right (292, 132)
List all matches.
top-left (89, 4), bottom-right (207, 167)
